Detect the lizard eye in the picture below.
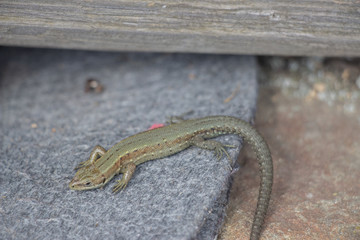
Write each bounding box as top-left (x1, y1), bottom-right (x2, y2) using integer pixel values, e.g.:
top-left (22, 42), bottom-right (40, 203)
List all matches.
top-left (85, 182), bottom-right (92, 186)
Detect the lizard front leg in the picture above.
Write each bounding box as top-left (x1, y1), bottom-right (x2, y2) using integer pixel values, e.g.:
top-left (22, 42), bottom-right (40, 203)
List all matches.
top-left (112, 163), bottom-right (136, 193)
top-left (75, 145), bottom-right (107, 170)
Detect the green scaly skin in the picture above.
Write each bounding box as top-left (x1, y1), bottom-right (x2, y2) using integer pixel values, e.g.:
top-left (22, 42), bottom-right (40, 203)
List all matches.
top-left (69, 116), bottom-right (273, 240)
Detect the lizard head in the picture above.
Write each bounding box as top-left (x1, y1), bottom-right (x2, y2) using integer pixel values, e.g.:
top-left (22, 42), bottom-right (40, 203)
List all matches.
top-left (69, 165), bottom-right (107, 191)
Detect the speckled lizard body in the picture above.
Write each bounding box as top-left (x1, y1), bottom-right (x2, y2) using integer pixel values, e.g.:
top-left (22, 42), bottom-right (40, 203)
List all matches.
top-left (69, 115), bottom-right (273, 240)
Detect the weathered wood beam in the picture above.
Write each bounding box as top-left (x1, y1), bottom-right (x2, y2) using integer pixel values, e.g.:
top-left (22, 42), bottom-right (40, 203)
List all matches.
top-left (0, 0), bottom-right (359, 56)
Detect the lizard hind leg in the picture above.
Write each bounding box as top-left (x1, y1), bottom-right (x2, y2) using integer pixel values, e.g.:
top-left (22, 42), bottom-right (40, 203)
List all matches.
top-left (166, 110), bottom-right (194, 124)
top-left (74, 145), bottom-right (107, 170)
top-left (191, 135), bottom-right (236, 167)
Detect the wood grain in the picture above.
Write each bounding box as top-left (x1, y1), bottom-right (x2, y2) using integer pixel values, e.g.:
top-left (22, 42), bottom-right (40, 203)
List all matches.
top-left (0, 0), bottom-right (359, 56)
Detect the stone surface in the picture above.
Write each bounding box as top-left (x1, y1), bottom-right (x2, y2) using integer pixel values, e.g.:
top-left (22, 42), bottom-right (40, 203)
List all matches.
top-left (220, 57), bottom-right (360, 240)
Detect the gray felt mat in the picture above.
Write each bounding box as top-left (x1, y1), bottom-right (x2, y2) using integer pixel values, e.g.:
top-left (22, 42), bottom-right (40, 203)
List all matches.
top-left (0, 47), bottom-right (257, 240)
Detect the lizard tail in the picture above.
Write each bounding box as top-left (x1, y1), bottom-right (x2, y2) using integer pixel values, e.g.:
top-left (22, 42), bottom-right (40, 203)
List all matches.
top-left (233, 119), bottom-right (273, 240)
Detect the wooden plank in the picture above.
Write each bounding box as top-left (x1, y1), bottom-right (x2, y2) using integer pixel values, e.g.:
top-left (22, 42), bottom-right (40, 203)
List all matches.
top-left (0, 0), bottom-right (359, 56)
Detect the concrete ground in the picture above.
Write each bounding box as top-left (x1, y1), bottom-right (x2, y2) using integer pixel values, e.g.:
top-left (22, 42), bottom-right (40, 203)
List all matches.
top-left (220, 57), bottom-right (360, 239)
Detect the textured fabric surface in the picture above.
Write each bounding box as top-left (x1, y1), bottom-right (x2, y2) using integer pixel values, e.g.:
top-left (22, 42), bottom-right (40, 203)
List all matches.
top-left (0, 47), bottom-right (257, 240)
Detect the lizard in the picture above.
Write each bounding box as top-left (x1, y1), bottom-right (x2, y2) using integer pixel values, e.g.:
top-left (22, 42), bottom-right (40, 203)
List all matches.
top-left (69, 115), bottom-right (273, 240)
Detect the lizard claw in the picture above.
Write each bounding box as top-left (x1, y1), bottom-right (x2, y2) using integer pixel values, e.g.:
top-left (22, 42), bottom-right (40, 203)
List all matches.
top-left (214, 145), bottom-right (233, 166)
top-left (74, 161), bottom-right (88, 170)
top-left (112, 180), bottom-right (128, 193)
